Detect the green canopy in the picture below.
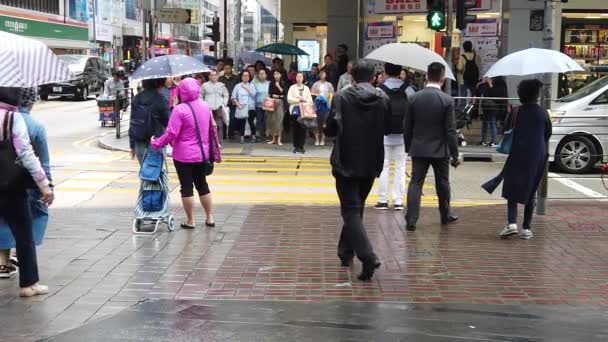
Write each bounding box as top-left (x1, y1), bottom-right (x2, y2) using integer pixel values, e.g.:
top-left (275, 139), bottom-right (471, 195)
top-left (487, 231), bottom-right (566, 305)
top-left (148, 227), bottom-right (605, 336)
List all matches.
top-left (256, 43), bottom-right (309, 56)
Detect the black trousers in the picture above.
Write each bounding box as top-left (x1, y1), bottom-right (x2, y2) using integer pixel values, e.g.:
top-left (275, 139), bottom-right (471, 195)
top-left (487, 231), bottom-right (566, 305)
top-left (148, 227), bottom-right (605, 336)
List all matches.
top-left (0, 190), bottom-right (39, 287)
top-left (406, 157), bottom-right (451, 225)
top-left (173, 160), bottom-right (211, 197)
top-left (292, 120), bottom-right (306, 149)
top-left (234, 110), bottom-right (257, 137)
top-left (334, 175), bottom-right (377, 263)
top-left (227, 104), bottom-right (236, 138)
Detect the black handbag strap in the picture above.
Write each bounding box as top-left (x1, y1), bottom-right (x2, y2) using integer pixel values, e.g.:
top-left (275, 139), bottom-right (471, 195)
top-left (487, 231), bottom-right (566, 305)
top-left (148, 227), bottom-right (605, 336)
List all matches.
top-left (185, 102), bottom-right (213, 162)
top-left (1, 111), bottom-right (13, 142)
top-left (185, 102), bottom-right (206, 162)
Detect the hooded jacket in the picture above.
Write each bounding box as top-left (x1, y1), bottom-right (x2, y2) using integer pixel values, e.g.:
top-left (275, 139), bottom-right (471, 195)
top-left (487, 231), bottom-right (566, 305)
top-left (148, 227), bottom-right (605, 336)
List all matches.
top-left (325, 82), bottom-right (390, 178)
top-left (129, 88), bottom-right (170, 148)
top-left (152, 78), bottom-right (222, 163)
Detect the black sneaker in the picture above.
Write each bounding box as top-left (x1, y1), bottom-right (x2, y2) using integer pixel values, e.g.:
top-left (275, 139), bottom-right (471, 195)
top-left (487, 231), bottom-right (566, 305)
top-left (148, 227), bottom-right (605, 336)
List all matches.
top-left (374, 203), bottom-right (389, 210)
top-left (393, 204), bottom-right (404, 211)
top-left (9, 256), bottom-right (18, 268)
top-left (0, 264), bottom-right (17, 279)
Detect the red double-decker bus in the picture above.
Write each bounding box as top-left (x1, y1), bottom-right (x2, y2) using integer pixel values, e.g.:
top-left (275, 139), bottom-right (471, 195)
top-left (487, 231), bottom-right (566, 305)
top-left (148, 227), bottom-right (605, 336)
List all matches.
top-left (150, 36), bottom-right (201, 57)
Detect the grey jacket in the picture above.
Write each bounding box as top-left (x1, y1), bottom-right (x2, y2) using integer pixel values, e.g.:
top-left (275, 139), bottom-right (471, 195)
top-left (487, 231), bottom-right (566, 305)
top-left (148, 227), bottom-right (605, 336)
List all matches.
top-left (404, 86), bottom-right (459, 160)
top-left (200, 81), bottom-right (229, 110)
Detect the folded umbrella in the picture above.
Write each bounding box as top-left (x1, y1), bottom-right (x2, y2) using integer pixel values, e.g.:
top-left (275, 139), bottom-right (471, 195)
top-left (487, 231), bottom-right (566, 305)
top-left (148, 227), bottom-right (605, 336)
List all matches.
top-left (365, 43), bottom-right (456, 80)
top-left (484, 48), bottom-right (584, 78)
top-left (0, 31), bottom-right (70, 87)
top-left (130, 54), bottom-right (212, 81)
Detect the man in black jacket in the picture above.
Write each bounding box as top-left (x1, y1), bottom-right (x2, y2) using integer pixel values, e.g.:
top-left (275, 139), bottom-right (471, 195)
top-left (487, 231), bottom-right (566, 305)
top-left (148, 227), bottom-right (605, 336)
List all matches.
top-left (404, 63), bottom-right (460, 231)
top-left (325, 60), bottom-right (390, 281)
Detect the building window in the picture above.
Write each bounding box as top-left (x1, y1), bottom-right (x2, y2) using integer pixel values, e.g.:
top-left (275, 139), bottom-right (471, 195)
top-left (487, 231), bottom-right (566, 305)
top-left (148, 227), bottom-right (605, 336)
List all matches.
top-left (0, 0), bottom-right (60, 15)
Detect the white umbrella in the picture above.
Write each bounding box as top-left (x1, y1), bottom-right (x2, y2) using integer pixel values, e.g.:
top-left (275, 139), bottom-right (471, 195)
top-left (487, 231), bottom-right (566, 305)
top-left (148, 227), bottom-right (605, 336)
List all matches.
top-left (0, 31), bottom-right (70, 87)
top-left (365, 43), bottom-right (456, 80)
top-left (484, 48), bottom-right (584, 78)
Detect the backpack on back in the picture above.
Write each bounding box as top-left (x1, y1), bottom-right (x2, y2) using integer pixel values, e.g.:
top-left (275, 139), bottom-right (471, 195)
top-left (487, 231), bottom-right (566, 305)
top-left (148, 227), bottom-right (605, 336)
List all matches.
top-left (129, 98), bottom-right (153, 142)
top-left (462, 53), bottom-right (480, 87)
top-left (379, 84), bottom-right (408, 135)
top-left (0, 112), bottom-right (27, 191)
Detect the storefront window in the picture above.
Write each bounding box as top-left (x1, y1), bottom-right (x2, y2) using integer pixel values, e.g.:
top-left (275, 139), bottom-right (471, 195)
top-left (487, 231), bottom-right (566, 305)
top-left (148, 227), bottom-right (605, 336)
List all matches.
top-left (68, 0), bottom-right (89, 22)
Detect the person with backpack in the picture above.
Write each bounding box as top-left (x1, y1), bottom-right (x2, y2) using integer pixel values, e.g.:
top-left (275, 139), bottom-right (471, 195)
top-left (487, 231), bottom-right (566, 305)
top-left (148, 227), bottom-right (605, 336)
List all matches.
top-left (374, 63), bottom-right (408, 211)
top-left (0, 87), bottom-right (53, 297)
top-left (457, 41), bottom-right (481, 108)
top-left (129, 78), bottom-right (170, 165)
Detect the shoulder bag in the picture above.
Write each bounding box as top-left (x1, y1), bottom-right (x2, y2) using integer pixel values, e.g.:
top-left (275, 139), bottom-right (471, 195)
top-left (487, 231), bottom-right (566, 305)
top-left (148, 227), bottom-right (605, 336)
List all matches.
top-left (185, 103), bottom-right (214, 176)
top-left (496, 107), bottom-right (519, 155)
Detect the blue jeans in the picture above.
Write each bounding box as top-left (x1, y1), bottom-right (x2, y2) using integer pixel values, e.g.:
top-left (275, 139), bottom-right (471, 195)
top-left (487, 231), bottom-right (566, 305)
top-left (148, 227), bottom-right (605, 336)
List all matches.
top-left (255, 107), bottom-right (266, 138)
top-left (459, 83), bottom-right (476, 110)
top-left (481, 117), bottom-right (497, 144)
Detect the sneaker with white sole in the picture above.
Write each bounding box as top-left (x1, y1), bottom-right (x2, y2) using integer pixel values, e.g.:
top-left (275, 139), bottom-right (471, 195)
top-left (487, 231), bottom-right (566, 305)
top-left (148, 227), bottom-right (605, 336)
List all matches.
top-left (374, 203), bottom-right (389, 210)
top-left (520, 229), bottom-right (533, 240)
top-left (393, 204), bottom-right (404, 211)
top-left (0, 264), bottom-right (17, 279)
top-left (19, 283), bottom-right (49, 297)
top-left (500, 224), bottom-right (518, 237)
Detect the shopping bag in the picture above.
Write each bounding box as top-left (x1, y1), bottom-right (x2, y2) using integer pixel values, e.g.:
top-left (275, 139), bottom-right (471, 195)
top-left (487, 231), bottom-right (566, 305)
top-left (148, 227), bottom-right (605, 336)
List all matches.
top-left (222, 105), bottom-right (230, 126)
top-left (262, 97), bottom-right (275, 111)
top-left (142, 190), bottom-right (164, 212)
top-left (301, 102), bottom-right (317, 119)
top-left (139, 149), bottom-right (164, 181)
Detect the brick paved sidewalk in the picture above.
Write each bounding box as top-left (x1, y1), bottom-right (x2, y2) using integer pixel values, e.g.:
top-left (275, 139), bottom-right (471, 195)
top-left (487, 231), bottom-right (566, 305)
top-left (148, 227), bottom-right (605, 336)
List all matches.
top-left (0, 201), bottom-right (606, 341)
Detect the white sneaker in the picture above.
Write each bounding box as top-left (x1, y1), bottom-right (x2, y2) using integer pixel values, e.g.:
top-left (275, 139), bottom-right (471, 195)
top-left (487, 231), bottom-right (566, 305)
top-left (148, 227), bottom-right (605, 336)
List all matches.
top-left (314, 141), bottom-right (320, 146)
top-left (19, 283), bottom-right (49, 297)
top-left (500, 224), bottom-right (518, 237)
top-left (520, 229), bottom-right (533, 240)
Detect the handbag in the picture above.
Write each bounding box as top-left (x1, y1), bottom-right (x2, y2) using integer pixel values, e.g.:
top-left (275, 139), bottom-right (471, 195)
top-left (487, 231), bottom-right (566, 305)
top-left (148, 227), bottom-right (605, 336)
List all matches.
top-left (235, 106), bottom-right (249, 119)
top-left (496, 107), bottom-right (519, 155)
top-left (185, 103), bottom-right (214, 176)
top-left (142, 190), bottom-right (164, 212)
top-left (291, 105), bottom-right (301, 117)
top-left (139, 149), bottom-right (164, 181)
top-left (301, 102), bottom-right (317, 119)
top-left (297, 116), bottom-right (318, 129)
top-left (222, 105), bottom-right (230, 126)
top-left (262, 97), bottom-right (275, 112)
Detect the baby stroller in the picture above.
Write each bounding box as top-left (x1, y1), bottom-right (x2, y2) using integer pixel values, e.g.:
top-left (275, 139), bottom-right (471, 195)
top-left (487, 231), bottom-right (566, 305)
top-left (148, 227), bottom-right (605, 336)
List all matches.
top-left (456, 104), bottom-right (474, 147)
top-left (132, 148), bottom-right (175, 234)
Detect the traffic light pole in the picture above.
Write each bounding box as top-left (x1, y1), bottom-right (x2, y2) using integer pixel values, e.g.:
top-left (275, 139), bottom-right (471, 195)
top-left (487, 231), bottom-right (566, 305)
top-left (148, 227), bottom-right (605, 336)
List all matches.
top-left (537, 0), bottom-right (560, 216)
top-left (223, 0), bottom-right (228, 59)
top-left (445, 0), bottom-right (453, 96)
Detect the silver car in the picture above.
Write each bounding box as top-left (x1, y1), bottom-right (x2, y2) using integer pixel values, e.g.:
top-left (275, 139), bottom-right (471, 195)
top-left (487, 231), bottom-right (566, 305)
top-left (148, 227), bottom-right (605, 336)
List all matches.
top-left (550, 76), bottom-right (608, 173)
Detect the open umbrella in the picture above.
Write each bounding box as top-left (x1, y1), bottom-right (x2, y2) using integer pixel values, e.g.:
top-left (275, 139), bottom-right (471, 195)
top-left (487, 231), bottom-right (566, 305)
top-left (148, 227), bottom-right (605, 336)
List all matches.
top-left (237, 51), bottom-right (272, 66)
top-left (130, 54), bottom-right (211, 81)
top-left (365, 43), bottom-right (456, 80)
top-left (484, 48), bottom-right (584, 78)
top-left (0, 31), bottom-right (70, 87)
top-left (256, 43), bottom-right (309, 56)
top-left (192, 54), bottom-right (218, 68)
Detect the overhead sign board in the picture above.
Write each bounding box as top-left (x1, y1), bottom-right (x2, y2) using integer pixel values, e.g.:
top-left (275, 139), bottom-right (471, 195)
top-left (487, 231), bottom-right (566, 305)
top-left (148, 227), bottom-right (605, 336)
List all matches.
top-left (156, 8), bottom-right (191, 24)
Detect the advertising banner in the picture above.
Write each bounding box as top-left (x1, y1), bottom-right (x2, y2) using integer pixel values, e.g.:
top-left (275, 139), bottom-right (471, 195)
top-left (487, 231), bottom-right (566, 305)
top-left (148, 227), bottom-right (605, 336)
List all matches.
top-left (366, 22), bottom-right (396, 40)
top-left (462, 19), bottom-right (498, 37)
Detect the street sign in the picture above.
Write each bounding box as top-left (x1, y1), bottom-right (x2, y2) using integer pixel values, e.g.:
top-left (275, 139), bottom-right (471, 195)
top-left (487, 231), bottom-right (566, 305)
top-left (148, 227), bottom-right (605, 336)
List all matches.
top-left (156, 8), bottom-right (192, 24)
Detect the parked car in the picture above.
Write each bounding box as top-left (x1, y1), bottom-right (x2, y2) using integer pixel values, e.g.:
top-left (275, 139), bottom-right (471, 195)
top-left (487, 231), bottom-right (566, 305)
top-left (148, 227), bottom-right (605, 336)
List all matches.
top-left (39, 55), bottom-right (107, 101)
top-left (550, 75), bottom-right (608, 173)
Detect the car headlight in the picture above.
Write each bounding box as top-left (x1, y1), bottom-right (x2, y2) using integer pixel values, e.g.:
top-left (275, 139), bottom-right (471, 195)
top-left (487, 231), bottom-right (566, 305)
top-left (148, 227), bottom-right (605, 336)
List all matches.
top-left (550, 110), bottom-right (566, 124)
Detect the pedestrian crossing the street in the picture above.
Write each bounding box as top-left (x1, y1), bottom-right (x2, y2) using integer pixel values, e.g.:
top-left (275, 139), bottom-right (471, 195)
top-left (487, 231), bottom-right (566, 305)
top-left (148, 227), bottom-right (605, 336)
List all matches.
top-left (49, 153), bottom-right (498, 208)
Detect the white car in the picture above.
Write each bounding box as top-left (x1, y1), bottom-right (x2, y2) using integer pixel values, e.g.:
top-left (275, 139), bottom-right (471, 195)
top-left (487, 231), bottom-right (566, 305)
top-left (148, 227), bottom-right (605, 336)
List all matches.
top-left (550, 77), bottom-right (608, 173)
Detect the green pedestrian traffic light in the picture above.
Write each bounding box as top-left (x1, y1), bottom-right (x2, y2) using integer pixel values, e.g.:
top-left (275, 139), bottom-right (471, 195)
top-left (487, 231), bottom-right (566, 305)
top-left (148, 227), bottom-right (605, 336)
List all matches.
top-left (427, 10), bottom-right (445, 32)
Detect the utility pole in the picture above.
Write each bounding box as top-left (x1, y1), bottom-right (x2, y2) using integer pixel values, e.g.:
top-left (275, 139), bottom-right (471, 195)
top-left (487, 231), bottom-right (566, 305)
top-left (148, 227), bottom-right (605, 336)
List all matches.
top-left (537, 0), bottom-right (560, 215)
top-left (150, 0), bottom-right (156, 58)
top-left (142, 8), bottom-right (147, 62)
top-left (223, 0), bottom-right (228, 59)
top-left (445, 0), bottom-right (453, 96)
top-left (92, 0), bottom-right (97, 56)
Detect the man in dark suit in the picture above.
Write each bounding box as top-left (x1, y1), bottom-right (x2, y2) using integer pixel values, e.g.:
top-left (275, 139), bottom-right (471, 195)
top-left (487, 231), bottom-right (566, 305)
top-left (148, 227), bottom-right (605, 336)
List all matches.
top-left (404, 62), bottom-right (460, 231)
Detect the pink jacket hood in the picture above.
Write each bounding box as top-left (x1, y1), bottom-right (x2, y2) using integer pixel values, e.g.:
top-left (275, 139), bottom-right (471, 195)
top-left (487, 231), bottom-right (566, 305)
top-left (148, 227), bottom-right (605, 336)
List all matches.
top-left (179, 78), bottom-right (201, 103)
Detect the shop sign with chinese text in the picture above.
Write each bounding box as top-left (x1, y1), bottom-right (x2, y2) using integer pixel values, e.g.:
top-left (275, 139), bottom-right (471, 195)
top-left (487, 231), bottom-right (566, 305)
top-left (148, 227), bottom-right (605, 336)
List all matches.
top-left (366, 22), bottom-right (396, 39)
